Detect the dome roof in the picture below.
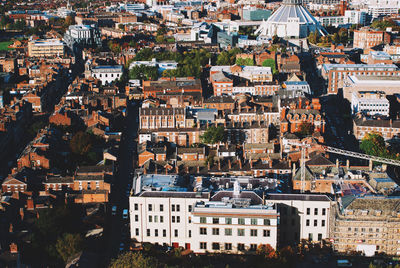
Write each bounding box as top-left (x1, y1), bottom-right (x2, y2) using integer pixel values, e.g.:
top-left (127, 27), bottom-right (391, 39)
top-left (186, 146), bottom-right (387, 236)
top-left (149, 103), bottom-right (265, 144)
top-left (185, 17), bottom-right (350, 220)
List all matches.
top-left (267, 3), bottom-right (319, 24)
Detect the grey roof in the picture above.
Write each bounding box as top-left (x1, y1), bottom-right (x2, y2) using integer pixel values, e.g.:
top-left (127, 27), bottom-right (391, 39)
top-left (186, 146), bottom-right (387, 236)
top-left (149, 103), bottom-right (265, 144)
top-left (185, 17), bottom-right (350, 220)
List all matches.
top-left (266, 193), bottom-right (331, 201)
top-left (139, 191), bottom-right (209, 198)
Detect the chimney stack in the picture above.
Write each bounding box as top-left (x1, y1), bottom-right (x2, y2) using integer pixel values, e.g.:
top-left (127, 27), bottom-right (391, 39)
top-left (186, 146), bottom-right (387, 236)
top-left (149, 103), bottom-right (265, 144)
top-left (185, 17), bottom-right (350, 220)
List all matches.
top-left (218, 160), bottom-right (221, 170)
top-left (228, 159), bottom-right (231, 169)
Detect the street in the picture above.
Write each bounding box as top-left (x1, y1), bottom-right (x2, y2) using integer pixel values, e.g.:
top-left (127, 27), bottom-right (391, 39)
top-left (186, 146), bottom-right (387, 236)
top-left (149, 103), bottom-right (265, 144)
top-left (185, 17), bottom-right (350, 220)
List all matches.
top-left (102, 101), bottom-right (138, 266)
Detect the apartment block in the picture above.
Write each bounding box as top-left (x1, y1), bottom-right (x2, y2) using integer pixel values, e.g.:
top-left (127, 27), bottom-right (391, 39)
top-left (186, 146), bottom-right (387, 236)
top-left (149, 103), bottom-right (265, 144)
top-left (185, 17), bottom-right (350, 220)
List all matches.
top-left (353, 27), bottom-right (390, 49)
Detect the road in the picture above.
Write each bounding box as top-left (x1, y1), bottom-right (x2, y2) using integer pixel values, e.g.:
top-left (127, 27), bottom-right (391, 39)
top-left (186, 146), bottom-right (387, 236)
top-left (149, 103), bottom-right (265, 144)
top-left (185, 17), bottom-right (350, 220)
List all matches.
top-left (102, 101), bottom-right (138, 266)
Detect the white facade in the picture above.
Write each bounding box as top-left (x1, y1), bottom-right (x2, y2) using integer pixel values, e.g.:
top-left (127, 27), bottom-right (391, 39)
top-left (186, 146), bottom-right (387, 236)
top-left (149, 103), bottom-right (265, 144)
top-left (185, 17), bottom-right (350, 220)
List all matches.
top-left (351, 91), bottom-right (389, 116)
top-left (283, 81), bottom-right (311, 94)
top-left (91, 65), bottom-right (123, 85)
top-left (129, 176), bottom-right (280, 253)
top-left (191, 200), bottom-right (278, 253)
top-left (266, 194), bottom-right (332, 245)
top-left (368, 0), bottom-right (400, 17)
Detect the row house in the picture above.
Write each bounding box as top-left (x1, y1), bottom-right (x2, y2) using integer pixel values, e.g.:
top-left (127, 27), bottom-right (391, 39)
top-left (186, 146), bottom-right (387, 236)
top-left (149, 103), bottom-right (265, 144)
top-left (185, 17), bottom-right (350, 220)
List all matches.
top-left (353, 117), bottom-right (400, 140)
top-left (139, 107), bottom-right (186, 130)
top-left (227, 107), bottom-right (280, 126)
top-left (225, 121), bottom-right (270, 144)
top-left (142, 77), bottom-right (202, 99)
top-left (44, 176), bottom-right (74, 191)
top-left (176, 147), bottom-right (206, 161)
top-left (280, 108), bottom-right (325, 134)
top-left (17, 148), bottom-right (51, 170)
top-left (203, 96), bottom-right (236, 110)
top-left (139, 127), bottom-right (204, 147)
top-left (72, 165), bottom-right (112, 203)
top-left (138, 144), bottom-right (167, 166)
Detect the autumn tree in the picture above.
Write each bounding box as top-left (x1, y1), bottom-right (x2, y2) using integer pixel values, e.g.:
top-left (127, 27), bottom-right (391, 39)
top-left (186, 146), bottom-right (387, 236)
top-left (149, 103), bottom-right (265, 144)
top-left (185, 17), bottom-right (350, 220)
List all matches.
top-left (69, 131), bottom-right (93, 156)
top-left (56, 233), bottom-right (83, 263)
top-left (256, 244), bottom-right (277, 259)
top-left (109, 252), bottom-right (158, 268)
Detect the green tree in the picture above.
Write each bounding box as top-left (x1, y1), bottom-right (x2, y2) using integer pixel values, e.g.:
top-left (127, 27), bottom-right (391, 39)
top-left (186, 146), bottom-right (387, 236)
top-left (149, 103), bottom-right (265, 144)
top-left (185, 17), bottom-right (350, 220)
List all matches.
top-left (235, 57), bottom-right (254, 66)
top-left (134, 48), bottom-right (154, 61)
top-left (70, 131), bottom-right (93, 156)
top-left (262, 59), bottom-right (277, 74)
top-left (109, 252), bottom-right (158, 268)
top-left (155, 35), bottom-right (165, 43)
top-left (360, 132), bottom-right (389, 158)
top-left (216, 48), bottom-right (241, 65)
top-left (56, 233), bottom-right (83, 263)
top-left (129, 65), bottom-right (159, 80)
top-left (200, 126), bottom-right (225, 145)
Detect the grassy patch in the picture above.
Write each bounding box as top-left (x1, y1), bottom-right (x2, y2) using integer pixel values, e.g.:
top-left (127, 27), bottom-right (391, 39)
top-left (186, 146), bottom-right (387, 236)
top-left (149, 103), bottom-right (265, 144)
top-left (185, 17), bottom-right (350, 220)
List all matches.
top-left (0, 41), bottom-right (14, 52)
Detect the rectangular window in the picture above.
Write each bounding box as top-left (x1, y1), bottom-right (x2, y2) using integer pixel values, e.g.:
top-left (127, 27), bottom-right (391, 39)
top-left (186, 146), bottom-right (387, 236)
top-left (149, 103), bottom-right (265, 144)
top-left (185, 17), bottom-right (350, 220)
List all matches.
top-left (263, 229), bottom-right (270, 237)
top-left (250, 229), bottom-right (257, 237)
top-left (176, 205), bottom-right (180, 212)
top-left (154, 216), bottom-right (158, 223)
top-left (171, 204), bottom-right (175, 211)
top-left (306, 219), bottom-right (310, 226)
top-left (188, 205), bottom-right (192, 212)
top-left (163, 229), bottom-right (166, 237)
top-left (238, 243), bottom-right (245, 251)
top-left (318, 233), bottom-right (322, 241)
top-left (250, 244), bottom-right (257, 251)
top-left (238, 218), bottom-right (245, 225)
top-left (148, 204), bottom-right (152, 211)
top-left (149, 215), bottom-right (152, 222)
top-left (264, 219), bottom-right (270, 226)
top-left (322, 208), bottom-right (326, 215)
top-left (314, 220), bottom-right (318, 227)
top-left (189, 230), bottom-right (192, 238)
top-left (135, 215), bottom-right (138, 222)
top-left (212, 243), bottom-right (220, 250)
top-left (306, 208), bottom-right (310, 215)
top-left (225, 218), bottom-right (232, 224)
top-left (134, 203), bottom-right (138, 210)
top-left (237, 229), bottom-right (244, 236)
top-left (212, 228), bottom-right (219, 235)
top-left (200, 242), bottom-right (207, 249)
top-left (174, 229), bottom-right (178, 237)
top-left (200, 217), bottom-right (206, 223)
top-left (251, 219), bottom-right (257, 225)
top-left (160, 216), bottom-right (164, 223)
top-left (314, 208), bottom-right (318, 215)
top-left (155, 229), bottom-right (158, 237)
top-left (177, 216), bottom-right (180, 223)
top-left (172, 216), bottom-right (175, 223)
top-left (322, 220), bottom-right (325, 227)
top-left (213, 217), bottom-right (219, 224)
top-left (225, 243), bottom-right (232, 250)
top-left (160, 204), bottom-right (164, 212)
top-left (147, 229), bottom-right (150, 236)
top-left (135, 228), bottom-right (139, 236)
top-left (200, 228), bottom-right (207, 235)
top-left (225, 228), bottom-right (232, 236)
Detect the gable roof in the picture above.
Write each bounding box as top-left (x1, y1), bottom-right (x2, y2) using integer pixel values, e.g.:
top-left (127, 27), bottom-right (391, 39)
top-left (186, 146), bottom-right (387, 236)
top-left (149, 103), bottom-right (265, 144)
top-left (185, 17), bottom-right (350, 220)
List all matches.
top-left (306, 154), bottom-right (334, 167)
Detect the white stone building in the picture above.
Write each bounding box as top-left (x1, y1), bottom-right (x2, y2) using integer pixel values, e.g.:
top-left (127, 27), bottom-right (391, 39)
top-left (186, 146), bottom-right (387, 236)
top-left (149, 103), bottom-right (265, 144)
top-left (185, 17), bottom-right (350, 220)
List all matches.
top-left (266, 194), bottom-right (332, 246)
top-left (91, 65), bottom-right (123, 85)
top-left (351, 91), bottom-right (389, 116)
top-left (283, 81), bottom-right (311, 95)
top-left (129, 175), bottom-right (279, 253)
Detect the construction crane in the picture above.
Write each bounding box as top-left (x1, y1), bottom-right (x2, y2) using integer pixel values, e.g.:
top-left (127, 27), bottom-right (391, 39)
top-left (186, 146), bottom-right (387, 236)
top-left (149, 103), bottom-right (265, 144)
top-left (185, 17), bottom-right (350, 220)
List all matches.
top-left (286, 141), bottom-right (400, 193)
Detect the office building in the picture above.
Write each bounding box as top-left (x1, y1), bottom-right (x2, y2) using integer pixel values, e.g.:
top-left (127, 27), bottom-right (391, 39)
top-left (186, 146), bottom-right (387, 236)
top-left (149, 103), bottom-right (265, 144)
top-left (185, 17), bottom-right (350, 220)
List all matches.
top-left (28, 39), bottom-right (65, 57)
top-left (351, 91), bottom-right (389, 116)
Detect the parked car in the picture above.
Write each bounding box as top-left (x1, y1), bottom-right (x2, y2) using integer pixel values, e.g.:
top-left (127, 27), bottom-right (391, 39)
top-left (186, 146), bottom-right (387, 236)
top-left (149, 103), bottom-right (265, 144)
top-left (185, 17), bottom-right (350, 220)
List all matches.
top-left (122, 209), bottom-right (128, 220)
top-left (112, 206), bottom-right (117, 216)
